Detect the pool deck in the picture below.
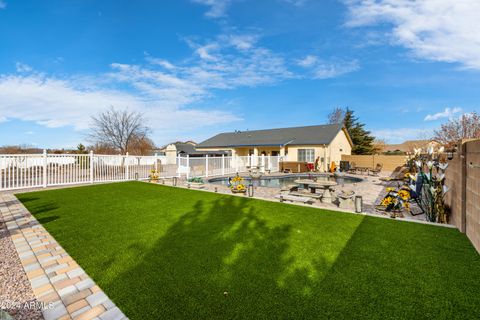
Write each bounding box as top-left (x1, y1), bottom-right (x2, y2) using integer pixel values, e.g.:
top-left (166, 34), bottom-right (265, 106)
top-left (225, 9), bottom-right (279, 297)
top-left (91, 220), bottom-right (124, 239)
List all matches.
top-left (199, 171), bottom-right (427, 221)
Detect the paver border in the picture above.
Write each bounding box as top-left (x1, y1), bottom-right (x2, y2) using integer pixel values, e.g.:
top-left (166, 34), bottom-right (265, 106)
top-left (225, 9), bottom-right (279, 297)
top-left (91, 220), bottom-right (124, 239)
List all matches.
top-left (0, 193), bottom-right (128, 320)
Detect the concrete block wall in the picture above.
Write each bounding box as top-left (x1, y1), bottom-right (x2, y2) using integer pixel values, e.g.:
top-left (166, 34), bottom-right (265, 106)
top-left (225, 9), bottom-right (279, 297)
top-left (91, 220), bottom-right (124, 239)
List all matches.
top-left (465, 141), bottom-right (480, 252)
top-left (445, 139), bottom-right (480, 253)
top-left (340, 155), bottom-right (406, 171)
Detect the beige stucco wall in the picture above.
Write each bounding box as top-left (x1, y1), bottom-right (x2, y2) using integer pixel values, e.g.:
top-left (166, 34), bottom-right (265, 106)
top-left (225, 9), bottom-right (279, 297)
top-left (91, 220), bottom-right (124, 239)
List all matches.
top-left (327, 129), bottom-right (352, 164)
top-left (285, 130), bottom-right (352, 170)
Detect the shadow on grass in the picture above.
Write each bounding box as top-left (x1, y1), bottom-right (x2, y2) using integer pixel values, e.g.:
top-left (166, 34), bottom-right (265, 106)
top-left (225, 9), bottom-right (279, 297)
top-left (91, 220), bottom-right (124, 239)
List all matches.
top-left (102, 195), bottom-right (480, 320)
top-left (104, 196), bottom-right (336, 319)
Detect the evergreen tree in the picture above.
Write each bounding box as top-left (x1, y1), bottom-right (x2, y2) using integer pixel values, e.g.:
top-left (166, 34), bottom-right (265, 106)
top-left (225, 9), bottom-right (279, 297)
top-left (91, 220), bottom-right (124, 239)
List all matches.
top-left (77, 143), bottom-right (87, 154)
top-left (341, 108), bottom-right (375, 155)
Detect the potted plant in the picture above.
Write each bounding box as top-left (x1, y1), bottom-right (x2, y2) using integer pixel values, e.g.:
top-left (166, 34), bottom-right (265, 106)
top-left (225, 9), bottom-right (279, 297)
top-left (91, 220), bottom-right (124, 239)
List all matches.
top-left (186, 177), bottom-right (205, 189)
top-left (229, 174), bottom-right (247, 194)
top-left (149, 169), bottom-right (159, 183)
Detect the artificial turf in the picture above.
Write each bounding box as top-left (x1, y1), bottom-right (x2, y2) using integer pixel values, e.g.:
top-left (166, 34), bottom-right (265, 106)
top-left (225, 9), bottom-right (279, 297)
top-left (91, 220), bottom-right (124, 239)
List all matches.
top-left (16, 181), bottom-right (480, 319)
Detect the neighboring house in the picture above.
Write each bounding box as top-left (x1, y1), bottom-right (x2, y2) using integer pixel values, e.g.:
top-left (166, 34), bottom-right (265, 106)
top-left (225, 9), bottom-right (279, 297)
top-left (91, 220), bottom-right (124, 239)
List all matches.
top-left (384, 140), bottom-right (441, 154)
top-left (197, 124), bottom-right (352, 170)
top-left (161, 141), bottom-right (229, 164)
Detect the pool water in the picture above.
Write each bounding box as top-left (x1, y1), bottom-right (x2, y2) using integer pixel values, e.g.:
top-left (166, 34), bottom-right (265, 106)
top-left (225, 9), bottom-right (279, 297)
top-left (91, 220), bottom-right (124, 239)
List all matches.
top-left (208, 173), bottom-right (362, 189)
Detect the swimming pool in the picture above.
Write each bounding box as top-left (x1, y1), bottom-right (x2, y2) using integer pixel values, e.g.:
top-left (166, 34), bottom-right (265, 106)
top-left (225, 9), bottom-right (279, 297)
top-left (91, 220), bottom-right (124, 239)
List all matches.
top-left (208, 173), bottom-right (362, 189)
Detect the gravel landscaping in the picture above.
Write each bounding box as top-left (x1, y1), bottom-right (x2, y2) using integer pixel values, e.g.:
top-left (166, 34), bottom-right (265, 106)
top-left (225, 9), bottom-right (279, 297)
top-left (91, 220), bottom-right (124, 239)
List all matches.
top-left (0, 215), bottom-right (43, 320)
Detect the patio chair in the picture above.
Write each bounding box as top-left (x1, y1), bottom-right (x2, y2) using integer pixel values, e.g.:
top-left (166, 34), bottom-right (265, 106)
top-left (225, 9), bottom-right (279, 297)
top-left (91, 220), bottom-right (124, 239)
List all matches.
top-left (408, 174), bottom-right (425, 216)
top-left (347, 162), bottom-right (357, 174)
top-left (369, 163), bottom-right (383, 176)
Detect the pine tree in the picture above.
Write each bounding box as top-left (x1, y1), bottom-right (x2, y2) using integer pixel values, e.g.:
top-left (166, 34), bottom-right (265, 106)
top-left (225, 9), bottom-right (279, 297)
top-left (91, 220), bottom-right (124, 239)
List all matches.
top-left (342, 108), bottom-right (375, 155)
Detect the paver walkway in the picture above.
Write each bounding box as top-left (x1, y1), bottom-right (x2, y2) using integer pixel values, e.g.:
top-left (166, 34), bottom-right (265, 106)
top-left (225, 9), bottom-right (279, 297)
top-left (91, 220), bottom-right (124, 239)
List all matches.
top-left (0, 193), bottom-right (127, 320)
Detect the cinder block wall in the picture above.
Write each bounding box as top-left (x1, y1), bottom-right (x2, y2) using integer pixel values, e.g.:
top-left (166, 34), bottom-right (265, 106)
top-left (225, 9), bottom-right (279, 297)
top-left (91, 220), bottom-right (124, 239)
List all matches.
top-left (340, 155), bottom-right (406, 171)
top-left (445, 139), bottom-right (480, 253)
top-left (465, 141), bottom-right (480, 252)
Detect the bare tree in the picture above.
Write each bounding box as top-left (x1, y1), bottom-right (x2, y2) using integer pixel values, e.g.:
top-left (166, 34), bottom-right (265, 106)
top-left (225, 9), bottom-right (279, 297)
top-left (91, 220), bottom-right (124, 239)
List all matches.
top-left (327, 107), bottom-right (346, 124)
top-left (127, 136), bottom-right (156, 155)
top-left (433, 112), bottom-right (480, 148)
top-left (372, 138), bottom-right (386, 154)
top-left (88, 107), bottom-right (151, 154)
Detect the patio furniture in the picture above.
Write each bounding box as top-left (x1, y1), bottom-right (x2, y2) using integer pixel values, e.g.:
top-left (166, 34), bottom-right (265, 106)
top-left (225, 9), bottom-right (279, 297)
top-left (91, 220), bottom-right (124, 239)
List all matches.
top-left (280, 184), bottom-right (299, 193)
top-left (337, 190), bottom-right (355, 209)
top-left (348, 162), bottom-right (357, 174)
top-left (408, 174), bottom-right (426, 216)
top-left (280, 161), bottom-right (309, 173)
top-left (369, 163), bottom-right (383, 176)
top-left (355, 166), bottom-right (370, 175)
top-left (288, 191), bottom-right (323, 200)
top-left (294, 179), bottom-right (337, 203)
top-left (275, 194), bottom-right (315, 204)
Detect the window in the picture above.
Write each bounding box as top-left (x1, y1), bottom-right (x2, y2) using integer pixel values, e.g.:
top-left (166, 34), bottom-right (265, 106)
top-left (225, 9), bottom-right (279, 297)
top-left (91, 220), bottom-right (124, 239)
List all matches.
top-left (298, 149), bottom-right (315, 162)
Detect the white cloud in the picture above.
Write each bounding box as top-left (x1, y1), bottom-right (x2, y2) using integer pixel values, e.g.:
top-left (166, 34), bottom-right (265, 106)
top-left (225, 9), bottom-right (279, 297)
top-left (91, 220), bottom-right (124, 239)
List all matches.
top-left (1, 31), bottom-right (356, 144)
top-left (297, 55), bottom-right (318, 67)
top-left (344, 0), bottom-right (480, 69)
top-left (424, 107), bottom-right (462, 121)
top-left (192, 0), bottom-right (232, 18)
top-left (0, 33), bottom-right (298, 142)
top-left (15, 62), bottom-right (33, 73)
top-left (0, 1), bottom-right (6, 9)
top-left (0, 73), bottom-right (240, 136)
top-left (313, 60), bottom-right (359, 79)
top-left (372, 127), bottom-right (433, 143)
top-left (297, 55), bottom-right (359, 78)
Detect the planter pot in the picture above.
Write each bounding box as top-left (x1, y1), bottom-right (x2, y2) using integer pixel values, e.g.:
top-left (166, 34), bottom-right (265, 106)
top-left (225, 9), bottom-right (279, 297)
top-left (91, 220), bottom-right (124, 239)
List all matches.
top-left (231, 189), bottom-right (246, 194)
top-left (150, 179), bottom-right (159, 183)
top-left (187, 182), bottom-right (205, 189)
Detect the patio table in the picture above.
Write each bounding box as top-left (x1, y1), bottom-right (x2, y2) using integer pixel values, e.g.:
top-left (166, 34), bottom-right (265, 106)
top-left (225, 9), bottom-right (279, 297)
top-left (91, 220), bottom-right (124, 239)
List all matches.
top-left (294, 179), bottom-right (338, 203)
top-left (355, 166), bottom-right (371, 175)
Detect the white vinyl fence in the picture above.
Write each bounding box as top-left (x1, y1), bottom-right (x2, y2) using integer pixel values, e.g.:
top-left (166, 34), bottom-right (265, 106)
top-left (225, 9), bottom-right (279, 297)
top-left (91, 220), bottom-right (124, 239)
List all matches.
top-left (0, 152), bottom-right (281, 191)
top-left (0, 151), bottom-right (168, 191)
top-left (177, 155), bottom-right (281, 179)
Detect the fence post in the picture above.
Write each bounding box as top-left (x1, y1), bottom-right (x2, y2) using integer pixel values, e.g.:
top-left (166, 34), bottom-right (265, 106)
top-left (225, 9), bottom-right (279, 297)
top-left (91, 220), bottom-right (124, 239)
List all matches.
top-left (154, 153), bottom-right (158, 173)
top-left (221, 154), bottom-right (225, 176)
top-left (186, 155), bottom-right (190, 180)
top-left (205, 155), bottom-right (209, 177)
top-left (176, 156), bottom-right (181, 178)
top-left (125, 152), bottom-right (129, 180)
top-left (89, 151), bottom-right (94, 184)
top-left (261, 154), bottom-right (265, 173)
top-left (268, 155), bottom-right (271, 171)
top-left (42, 149), bottom-right (47, 188)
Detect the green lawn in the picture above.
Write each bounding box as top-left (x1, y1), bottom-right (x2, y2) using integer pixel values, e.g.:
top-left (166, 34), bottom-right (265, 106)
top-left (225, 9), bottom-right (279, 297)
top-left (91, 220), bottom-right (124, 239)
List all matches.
top-left (17, 182), bottom-right (480, 319)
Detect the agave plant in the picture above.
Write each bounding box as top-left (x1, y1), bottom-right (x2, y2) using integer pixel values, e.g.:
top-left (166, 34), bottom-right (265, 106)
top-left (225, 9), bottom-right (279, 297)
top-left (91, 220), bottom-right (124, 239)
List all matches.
top-left (409, 147), bottom-right (450, 223)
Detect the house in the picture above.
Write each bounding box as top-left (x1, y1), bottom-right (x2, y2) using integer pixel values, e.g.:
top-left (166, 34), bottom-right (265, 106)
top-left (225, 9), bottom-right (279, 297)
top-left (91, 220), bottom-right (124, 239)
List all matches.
top-left (196, 124), bottom-right (352, 171)
top-left (161, 141), bottom-right (229, 165)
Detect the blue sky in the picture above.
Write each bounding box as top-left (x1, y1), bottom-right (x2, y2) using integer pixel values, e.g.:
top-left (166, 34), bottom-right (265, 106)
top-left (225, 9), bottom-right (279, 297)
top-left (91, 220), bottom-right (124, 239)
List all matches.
top-left (0, 0), bottom-right (479, 148)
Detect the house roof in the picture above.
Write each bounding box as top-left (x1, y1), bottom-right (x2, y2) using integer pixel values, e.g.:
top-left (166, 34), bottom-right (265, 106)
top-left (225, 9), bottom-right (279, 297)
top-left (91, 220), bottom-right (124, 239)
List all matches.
top-left (174, 143), bottom-right (228, 155)
top-left (197, 124), bottom-right (347, 148)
